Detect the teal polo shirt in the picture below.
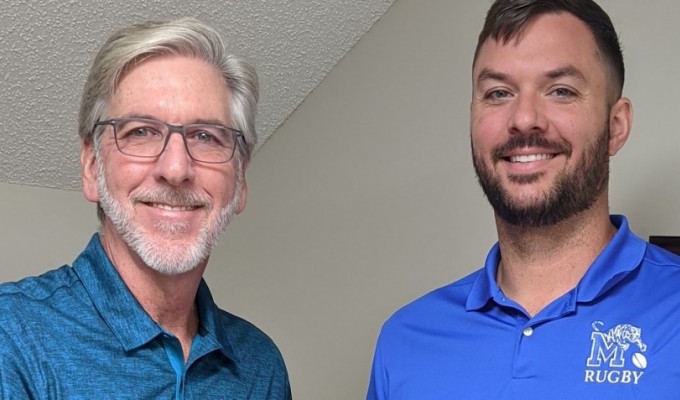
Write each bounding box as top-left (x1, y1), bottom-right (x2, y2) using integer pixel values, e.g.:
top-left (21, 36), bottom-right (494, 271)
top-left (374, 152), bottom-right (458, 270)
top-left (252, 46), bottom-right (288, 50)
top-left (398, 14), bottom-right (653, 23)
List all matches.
top-left (0, 234), bottom-right (291, 399)
top-left (368, 216), bottom-right (680, 399)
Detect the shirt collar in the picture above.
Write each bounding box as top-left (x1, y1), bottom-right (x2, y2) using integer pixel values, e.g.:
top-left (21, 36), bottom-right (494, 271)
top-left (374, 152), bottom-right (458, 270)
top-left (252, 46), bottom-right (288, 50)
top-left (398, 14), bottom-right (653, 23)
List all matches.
top-left (466, 241), bottom-right (502, 311)
top-left (466, 215), bottom-right (646, 311)
top-left (73, 234), bottom-right (162, 351)
top-left (73, 234), bottom-right (238, 362)
top-left (574, 215), bottom-right (646, 301)
top-left (194, 279), bottom-right (239, 362)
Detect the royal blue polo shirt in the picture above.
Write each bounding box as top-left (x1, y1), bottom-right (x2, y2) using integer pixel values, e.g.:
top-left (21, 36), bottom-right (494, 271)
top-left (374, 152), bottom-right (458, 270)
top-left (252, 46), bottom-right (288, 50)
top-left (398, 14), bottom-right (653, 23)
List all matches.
top-left (368, 215), bottom-right (680, 399)
top-left (0, 234), bottom-right (291, 399)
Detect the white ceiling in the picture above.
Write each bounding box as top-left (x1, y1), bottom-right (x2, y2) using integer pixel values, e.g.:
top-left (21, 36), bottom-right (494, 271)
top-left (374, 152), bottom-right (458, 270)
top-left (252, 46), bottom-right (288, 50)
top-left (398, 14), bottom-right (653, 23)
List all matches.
top-left (0, 0), bottom-right (395, 190)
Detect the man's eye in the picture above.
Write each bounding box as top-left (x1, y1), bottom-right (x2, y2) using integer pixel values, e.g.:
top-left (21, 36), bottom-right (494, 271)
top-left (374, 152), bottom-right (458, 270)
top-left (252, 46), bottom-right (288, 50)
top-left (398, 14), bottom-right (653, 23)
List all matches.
top-left (195, 131), bottom-right (214, 142)
top-left (131, 128), bottom-right (150, 137)
top-left (122, 126), bottom-right (162, 138)
top-left (486, 90), bottom-right (511, 100)
top-left (552, 87), bottom-right (575, 97)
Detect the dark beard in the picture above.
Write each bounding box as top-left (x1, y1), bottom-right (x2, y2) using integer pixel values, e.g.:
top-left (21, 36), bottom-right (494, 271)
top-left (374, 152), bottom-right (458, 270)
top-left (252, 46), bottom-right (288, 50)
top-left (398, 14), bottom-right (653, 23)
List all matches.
top-left (472, 129), bottom-right (610, 228)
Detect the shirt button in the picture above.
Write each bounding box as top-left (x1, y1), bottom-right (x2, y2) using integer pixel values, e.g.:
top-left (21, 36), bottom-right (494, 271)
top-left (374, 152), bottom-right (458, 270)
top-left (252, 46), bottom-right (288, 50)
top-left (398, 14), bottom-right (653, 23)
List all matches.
top-left (523, 327), bottom-right (534, 337)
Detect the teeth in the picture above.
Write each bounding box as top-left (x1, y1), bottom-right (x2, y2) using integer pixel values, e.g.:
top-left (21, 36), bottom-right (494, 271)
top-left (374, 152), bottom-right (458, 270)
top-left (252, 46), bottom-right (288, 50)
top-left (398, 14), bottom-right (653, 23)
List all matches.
top-left (151, 203), bottom-right (197, 211)
top-left (509, 154), bottom-right (553, 163)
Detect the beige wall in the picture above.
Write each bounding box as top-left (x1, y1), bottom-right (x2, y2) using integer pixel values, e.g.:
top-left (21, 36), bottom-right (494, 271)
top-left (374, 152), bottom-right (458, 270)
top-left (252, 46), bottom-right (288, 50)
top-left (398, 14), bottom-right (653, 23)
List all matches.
top-left (1, 182), bottom-right (96, 281)
top-left (3, 1), bottom-right (680, 399)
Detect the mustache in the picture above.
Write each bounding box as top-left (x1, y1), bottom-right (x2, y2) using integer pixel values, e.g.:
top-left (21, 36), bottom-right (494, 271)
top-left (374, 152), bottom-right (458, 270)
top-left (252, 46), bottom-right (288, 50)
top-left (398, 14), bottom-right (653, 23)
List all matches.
top-left (492, 134), bottom-right (572, 162)
top-left (131, 186), bottom-right (211, 208)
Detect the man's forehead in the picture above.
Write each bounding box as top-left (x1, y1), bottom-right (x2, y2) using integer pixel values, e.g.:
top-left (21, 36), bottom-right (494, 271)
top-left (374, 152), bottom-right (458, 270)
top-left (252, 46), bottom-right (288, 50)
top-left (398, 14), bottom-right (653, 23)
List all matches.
top-left (473, 12), bottom-right (599, 72)
top-left (107, 55), bottom-right (232, 125)
top-left (473, 11), bottom-right (593, 66)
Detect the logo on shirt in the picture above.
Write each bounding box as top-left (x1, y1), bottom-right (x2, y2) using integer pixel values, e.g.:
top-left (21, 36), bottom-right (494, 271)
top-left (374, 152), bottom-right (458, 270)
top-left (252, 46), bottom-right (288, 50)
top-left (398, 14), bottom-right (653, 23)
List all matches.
top-left (584, 321), bottom-right (647, 385)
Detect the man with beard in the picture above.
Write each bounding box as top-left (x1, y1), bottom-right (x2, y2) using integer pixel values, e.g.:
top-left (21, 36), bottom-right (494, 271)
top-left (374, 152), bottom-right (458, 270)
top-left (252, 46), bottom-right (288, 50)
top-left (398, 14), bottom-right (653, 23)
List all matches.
top-left (368, 1), bottom-right (680, 399)
top-left (0, 19), bottom-right (290, 399)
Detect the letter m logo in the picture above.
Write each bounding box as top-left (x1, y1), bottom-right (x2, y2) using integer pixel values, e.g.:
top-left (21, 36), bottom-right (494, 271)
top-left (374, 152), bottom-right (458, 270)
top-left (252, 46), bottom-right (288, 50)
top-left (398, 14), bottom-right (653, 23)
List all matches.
top-left (586, 321), bottom-right (647, 368)
top-left (586, 330), bottom-right (625, 367)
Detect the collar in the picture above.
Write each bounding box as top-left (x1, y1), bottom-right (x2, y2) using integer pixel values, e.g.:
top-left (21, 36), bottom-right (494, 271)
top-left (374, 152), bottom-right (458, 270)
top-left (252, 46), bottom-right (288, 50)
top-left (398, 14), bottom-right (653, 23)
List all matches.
top-left (466, 215), bottom-right (647, 311)
top-left (73, 234), bottom-right (238, 362)
top-left (194, 279), bottom-right (239, 362)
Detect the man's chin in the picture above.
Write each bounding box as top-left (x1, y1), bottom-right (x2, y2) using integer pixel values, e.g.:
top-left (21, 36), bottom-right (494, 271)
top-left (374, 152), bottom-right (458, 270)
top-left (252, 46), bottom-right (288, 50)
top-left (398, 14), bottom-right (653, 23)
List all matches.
top-left (124, 232), bottom-right (205, 275)
top-left (149, 262), bottom-right (202, 276)
top-left (139, 252), bottom-right (205, 276)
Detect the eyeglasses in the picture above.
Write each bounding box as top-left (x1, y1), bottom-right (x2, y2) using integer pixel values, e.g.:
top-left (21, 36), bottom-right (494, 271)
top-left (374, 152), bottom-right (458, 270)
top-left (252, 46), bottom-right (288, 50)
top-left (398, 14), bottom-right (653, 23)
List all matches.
top-left (94, 117), bottom-right (243, 163)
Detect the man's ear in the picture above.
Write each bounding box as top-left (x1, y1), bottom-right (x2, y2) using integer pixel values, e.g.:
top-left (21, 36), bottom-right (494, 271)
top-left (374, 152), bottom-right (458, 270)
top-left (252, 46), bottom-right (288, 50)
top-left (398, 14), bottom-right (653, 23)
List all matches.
top-left (608, 97), bottom-right (633, 156)
top-left (81, 138), bottom-right (99, 203)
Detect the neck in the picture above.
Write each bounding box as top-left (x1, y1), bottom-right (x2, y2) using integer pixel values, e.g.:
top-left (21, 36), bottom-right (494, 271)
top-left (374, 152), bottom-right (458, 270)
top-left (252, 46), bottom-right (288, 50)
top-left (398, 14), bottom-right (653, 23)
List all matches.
top-left (494, 199), bottom-right (616, 317)
top-left (99, 223), bottom-right (205, 360)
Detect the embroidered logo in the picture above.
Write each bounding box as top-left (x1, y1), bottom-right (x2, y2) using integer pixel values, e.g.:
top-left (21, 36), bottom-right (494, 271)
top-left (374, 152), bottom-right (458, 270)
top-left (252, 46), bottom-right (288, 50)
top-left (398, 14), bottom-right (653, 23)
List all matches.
top-left (585, 321), bottom-right (647, 384)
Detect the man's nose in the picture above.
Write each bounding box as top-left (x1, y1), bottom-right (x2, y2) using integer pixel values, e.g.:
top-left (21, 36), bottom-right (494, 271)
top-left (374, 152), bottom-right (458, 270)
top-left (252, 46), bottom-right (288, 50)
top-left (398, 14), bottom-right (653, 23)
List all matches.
top-left (153, 132), bottom-right (195, 186)
top-left (508, 93), bottom-right (548, 135)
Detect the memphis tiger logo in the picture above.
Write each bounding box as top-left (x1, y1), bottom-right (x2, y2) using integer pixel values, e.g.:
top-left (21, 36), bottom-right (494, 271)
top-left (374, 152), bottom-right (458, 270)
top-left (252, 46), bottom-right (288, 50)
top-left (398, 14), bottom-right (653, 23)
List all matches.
top-left (585, 321), bottom-right (647, 385)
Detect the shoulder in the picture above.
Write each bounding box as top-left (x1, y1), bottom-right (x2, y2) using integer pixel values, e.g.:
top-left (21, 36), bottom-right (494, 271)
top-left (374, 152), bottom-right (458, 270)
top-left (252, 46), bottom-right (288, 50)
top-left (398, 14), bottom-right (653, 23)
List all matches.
top-left (634, 243), bottom-right (680, 286)
top-left (0, 265), bottom-right (79, 311)
top-left (643, 243), bottom-right (680, 269)
top-left (0, 266), bottom-right (81, 357)
top-left (0, 267), bottom-right (78, 398)
top-left (381, 269), bottom-right (481, 336)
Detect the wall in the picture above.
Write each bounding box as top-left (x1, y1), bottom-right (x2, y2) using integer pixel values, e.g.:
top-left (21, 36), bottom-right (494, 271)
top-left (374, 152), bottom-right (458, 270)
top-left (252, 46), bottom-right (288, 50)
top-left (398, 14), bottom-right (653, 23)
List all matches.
top-left (1, 182), bottom-right (96, 281)
top-left (3, 1), bottom-right (680, 399)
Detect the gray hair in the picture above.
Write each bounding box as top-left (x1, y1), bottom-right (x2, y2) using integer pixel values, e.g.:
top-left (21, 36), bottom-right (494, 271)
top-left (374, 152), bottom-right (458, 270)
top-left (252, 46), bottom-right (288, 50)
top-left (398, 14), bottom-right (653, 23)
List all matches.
top-left (79, 17), bottom-right (259, 161)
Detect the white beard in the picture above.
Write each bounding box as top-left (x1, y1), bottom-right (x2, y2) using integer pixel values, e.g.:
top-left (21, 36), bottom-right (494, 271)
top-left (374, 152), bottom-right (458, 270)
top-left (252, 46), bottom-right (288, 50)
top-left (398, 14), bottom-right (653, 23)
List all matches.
top-left (95, 155), bottom-right (242, 275)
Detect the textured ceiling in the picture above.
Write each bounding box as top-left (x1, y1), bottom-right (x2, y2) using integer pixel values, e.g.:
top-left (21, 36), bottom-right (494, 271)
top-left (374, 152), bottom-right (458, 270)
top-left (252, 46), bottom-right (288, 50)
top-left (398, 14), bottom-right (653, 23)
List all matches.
top-left (0, 0), bottom-right (395, 190)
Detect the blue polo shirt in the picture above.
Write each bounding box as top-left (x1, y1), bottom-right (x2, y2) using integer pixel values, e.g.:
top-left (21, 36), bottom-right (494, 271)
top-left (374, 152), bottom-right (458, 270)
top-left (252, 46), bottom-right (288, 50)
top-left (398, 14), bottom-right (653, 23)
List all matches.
top-left (368, 216), bottom-right (680, 399)
top-left (0, 234), bottom-right (291, 399)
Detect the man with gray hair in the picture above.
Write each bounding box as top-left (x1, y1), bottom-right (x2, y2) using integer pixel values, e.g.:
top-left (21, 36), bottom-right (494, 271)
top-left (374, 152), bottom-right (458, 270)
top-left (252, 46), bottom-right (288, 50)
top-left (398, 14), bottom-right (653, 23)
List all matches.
top-left (0, 19), bottom-right (290, 399)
